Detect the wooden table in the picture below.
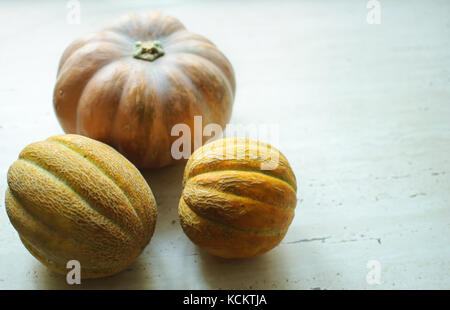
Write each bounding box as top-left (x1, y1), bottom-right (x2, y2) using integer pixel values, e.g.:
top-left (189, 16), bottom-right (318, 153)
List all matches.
top-left (0, 0), bottom-right (449, 289)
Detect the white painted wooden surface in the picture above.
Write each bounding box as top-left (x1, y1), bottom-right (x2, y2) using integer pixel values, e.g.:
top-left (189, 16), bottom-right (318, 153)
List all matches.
top-left (0, 0), bottom-right (449, 289)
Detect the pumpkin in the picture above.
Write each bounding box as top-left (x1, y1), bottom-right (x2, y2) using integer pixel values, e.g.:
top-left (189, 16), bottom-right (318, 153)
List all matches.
top-left (178, 137), bottom-right (297, 258)
top-left (54, 11), bottom-right (236, 168)
top-left (5, 134), bottom-right (157, 279)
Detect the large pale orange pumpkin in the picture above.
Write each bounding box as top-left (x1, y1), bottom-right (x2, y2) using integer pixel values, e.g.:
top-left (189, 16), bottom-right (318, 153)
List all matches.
top-left (54, 11), bottom-right (236, 168)
top-left (5, 134), bottom-right (157, 279)
top-left (179, 137), bottom-right (298, 258)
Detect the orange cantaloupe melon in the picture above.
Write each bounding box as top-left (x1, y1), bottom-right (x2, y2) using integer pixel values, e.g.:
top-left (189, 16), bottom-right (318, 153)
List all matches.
top-left (179, 137), bottom-right (297, 258)
top-left (5, 134), bottom-right (157, 278)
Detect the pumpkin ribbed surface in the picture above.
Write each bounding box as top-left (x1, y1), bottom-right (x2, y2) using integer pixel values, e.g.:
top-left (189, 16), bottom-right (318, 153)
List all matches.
top-left (179, 137), bottom-right (297, 258)
top-left (5, 134), bottom-right (157, 278)
top-left (54, 11), bottom-right (235, 168)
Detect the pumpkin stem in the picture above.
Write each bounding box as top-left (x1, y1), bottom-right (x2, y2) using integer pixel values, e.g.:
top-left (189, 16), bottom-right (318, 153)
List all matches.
top-left (133, 40), bottom-right (165, 61)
